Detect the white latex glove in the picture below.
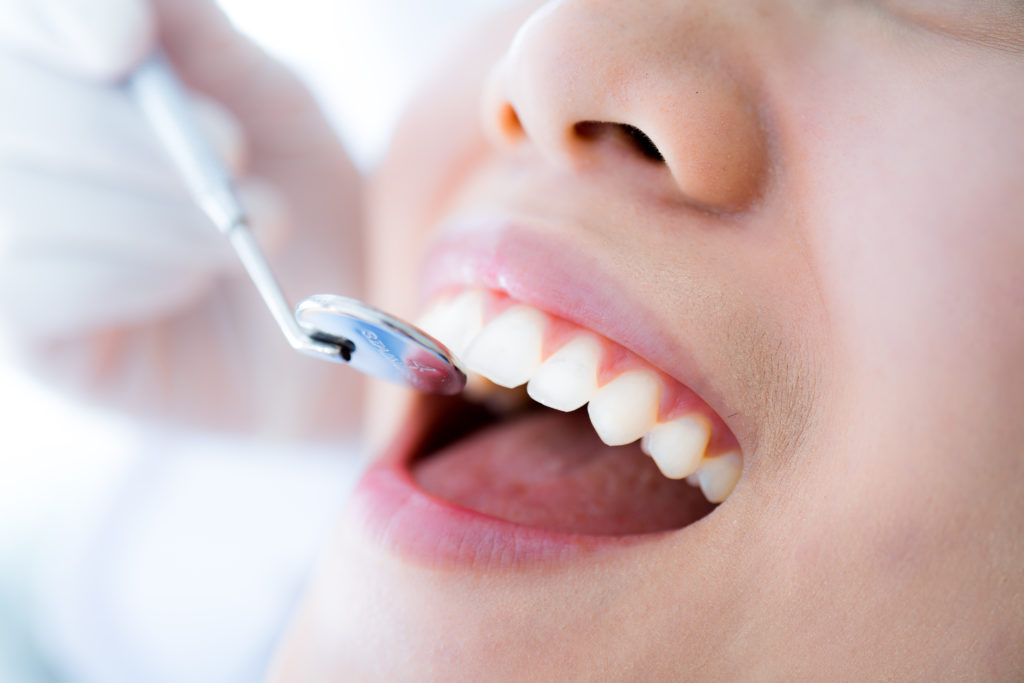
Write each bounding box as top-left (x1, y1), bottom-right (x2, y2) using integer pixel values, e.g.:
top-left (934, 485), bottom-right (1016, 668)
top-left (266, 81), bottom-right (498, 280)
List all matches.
top-left (0, 0), bottom-right (153, 78)
top-left (0, 0), bottom-right (365, 436)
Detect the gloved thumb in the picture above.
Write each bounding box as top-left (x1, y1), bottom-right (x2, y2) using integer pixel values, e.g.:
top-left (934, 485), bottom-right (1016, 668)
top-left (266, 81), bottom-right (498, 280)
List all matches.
top-left (0, 0), bottom-right (154, 80)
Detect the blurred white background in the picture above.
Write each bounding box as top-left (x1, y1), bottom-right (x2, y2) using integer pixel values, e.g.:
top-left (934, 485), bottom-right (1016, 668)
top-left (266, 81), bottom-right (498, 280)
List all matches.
top-left (0, 1), bottom-right (515, 680)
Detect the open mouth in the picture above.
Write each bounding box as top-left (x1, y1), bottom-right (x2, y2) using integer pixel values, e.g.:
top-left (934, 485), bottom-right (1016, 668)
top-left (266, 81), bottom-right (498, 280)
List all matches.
top-left (404, 288), bottom-right (743, 537)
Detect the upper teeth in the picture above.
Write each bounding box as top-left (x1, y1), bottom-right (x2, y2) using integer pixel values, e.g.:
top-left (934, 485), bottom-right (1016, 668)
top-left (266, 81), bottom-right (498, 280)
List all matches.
top-left (640, 416), bottom-right (710, 479)
top-left (464, 304), bottom-right (546, 388)
top-left (587, 370), bottom-right (661, 446)
top-left (417, 289), bottom-right (742, 503)
top-left (526, 333), bottom-right (601, 412)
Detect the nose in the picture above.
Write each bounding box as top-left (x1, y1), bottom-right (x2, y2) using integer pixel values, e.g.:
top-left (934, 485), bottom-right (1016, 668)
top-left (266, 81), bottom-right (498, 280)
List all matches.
top-left (482, 0), bottom-right (768, 211)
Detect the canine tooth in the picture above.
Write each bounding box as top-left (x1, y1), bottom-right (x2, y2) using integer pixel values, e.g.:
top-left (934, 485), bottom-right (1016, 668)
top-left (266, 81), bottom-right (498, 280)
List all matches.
top-left (463, 305), bottom-right (547, 388)
top-left (695, 451), bottom-right (742, 503)
top-left (526, 334), bottom-right (602, 411)
top-left (587, 370), bottom-right (660, 446)
top-left (416, 290), bottom-right (485, 356)
top-left (640, 415), bottom-right (710, 479)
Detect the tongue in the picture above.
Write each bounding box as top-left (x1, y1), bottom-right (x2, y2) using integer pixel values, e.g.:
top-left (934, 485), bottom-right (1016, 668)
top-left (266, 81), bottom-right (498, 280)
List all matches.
top-left (412, 409), bottom-right (714, 535)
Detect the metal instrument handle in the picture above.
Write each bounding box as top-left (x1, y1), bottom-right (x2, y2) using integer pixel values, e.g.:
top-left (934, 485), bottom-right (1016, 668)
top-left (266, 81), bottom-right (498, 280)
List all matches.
top-left (128, 53), bottom-right (348, 362)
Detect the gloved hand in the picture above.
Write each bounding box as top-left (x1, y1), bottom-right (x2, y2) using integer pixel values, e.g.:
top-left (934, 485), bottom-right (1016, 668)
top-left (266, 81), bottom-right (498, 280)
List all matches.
top-left (0, 0), bottom-right (365, 436)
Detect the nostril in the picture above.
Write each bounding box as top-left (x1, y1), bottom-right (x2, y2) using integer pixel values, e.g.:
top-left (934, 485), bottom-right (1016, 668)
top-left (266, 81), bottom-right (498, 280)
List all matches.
top-left (573, 121), bottom-right (665, 163)
top-left (619, 124), bottom-right (664, 162)
top-left (496, 102), bottom-right (525, 142)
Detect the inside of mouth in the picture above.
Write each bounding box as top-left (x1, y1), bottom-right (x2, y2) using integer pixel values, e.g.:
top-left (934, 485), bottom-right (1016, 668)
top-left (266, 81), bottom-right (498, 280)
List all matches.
top-left (410, 395), bottom-right (717, 536)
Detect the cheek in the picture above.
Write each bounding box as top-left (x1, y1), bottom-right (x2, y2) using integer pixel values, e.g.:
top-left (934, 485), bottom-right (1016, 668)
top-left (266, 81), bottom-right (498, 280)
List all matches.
top-left (754, 408), bottom-right (1009, 666)
top-left (798, 52), bottom-right (1024, 457)
top-left (775, 53), bottom-right (1024, 629)
top-left (821, 136), bottom-right (1023, 430)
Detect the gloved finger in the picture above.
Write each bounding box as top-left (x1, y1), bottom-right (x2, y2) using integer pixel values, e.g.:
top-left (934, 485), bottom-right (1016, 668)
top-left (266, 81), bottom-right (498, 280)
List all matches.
top-left (0, 170), bottom-right (289, 273)
top-left (0, 169), bottom-right (291, 339)
top-left (191, 95), bottom-right (248, 177)
top-left (0, 165), bottom-right (233, 271)
top-left (152, 0), bottom-right (335, 169)
top-left (0, 51), bottom-right (173, 196)
top-left (237, 178), bottom-right (289, 256)
top-left (149, 0), bottom-right (365, 312)
top-left (0, 54), bottom-right (249, 195)
top-left (0, 244), bottom-right (216, 340)
top-left (0, 0), bottom-right (154, 80)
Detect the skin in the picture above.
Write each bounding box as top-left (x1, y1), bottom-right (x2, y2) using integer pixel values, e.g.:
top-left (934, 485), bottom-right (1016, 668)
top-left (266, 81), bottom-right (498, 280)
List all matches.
top-left (272, 0), bottom-right (1024, 679)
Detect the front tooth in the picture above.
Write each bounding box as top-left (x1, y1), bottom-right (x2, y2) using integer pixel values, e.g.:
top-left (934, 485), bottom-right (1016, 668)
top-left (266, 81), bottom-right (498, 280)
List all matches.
top-left (587, 370), bottom-right (661, 446)
top-left (463, 305), bottom-right (547, 388)
top-left (640, 415), bottom-right (710, 479)
top-left (695, 451), bottom-right (742, 503)
top-left (526, 334), bottom-right (602, 411)
top-left (417, 290), bottom-right (485, 356)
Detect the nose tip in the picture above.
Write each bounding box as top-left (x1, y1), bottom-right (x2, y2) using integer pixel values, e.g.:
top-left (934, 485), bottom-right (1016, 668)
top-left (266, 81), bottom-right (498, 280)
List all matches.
top-left (480, 1), bottom-right (769, 211)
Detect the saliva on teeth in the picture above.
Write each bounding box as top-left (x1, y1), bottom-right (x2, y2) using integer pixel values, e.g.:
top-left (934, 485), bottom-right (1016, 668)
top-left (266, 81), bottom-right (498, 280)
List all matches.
top-left (417, 289), bottom-right (743, 504)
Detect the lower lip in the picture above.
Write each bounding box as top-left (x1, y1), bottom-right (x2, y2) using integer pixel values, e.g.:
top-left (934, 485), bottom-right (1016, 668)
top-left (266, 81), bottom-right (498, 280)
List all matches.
top-left (347, 463), bottom-right (660, 569)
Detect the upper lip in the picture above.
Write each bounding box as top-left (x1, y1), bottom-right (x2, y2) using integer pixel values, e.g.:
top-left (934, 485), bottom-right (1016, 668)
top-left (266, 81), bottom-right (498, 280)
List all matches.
top-left (416, 214), bottom-right (747, 452)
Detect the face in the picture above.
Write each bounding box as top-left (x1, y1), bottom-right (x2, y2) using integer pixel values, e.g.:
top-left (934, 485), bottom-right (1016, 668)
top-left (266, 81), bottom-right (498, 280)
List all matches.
top-left (273, 0), bottom-right (1024, 678)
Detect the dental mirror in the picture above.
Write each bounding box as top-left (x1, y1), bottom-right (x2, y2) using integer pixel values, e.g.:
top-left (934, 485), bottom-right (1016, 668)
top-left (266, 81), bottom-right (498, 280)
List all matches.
top-left (128, 53), bottom-right (466, 395)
